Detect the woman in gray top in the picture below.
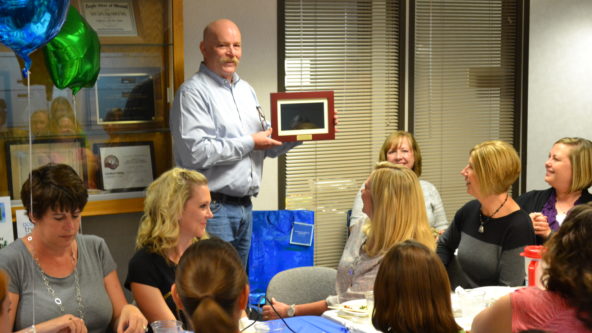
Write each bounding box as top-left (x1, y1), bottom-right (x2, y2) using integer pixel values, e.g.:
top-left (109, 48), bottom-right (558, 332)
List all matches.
top-left (262, 163), bottom-right (435, 319)
top-left (351, 131), bottom-right (449, 231)
top-left (0, 164), bottom-right (147, 333)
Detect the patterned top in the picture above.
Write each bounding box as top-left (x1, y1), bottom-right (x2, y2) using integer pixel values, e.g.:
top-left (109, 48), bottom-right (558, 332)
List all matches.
top-left (326, 221), bottom-right (382, 306)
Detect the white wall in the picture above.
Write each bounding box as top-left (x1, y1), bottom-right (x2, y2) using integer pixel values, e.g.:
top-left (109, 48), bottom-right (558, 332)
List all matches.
top-left (527, 0), bottom-right (592, 190)
top-left (183, 0), bottom-right (279, 209)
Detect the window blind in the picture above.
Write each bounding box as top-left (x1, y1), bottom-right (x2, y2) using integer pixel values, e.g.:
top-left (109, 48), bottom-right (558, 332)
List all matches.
top-left (281, 0), bottom-right (401, 267)
top-left (412, 0), bottom-right (521, 221)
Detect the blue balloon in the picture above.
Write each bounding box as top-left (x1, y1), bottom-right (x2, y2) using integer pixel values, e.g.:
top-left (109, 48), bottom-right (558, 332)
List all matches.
top-left (0, 0), bottom-right (70, 77)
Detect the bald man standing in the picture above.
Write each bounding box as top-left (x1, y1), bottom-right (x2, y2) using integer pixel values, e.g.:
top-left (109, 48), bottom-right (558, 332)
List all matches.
top-left (170, 19), bottom-right (299, 266)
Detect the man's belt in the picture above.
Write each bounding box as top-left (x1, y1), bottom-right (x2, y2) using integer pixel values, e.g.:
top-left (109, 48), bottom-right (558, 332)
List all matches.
top-left (210, 192), bottom-right (252, 206)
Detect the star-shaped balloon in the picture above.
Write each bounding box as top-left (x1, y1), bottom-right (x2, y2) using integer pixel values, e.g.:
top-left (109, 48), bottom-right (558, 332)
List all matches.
top-left (44, 5), bottom-right (100, 95)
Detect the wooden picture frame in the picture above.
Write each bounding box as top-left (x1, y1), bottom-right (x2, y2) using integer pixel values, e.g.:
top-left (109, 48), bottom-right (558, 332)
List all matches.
top-left (5, 138), bottom-right (87, 199)
top-left (93, 141), bottom-right (156, 192)
top-left (270, 91), bottom-right (335, 142)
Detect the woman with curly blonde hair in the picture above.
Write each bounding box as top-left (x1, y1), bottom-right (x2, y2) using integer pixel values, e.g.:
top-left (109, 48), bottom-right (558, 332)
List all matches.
top-left (472, 202), bottom-right (592, 333)
top-left (125, 167), bottom-right (212, 325)
top-left (263, 162), bottom-right (434, 319)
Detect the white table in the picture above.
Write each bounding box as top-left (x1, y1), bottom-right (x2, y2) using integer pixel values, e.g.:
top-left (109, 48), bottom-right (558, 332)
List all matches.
top-left (322, 286), bottom-right (519, 333)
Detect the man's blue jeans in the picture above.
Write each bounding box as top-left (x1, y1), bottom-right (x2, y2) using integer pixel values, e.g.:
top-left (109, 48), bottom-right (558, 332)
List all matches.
top-left (206, 201), bottom-right (253, 267)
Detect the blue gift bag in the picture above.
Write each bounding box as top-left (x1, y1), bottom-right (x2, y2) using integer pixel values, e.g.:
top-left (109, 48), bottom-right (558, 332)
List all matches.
top-left (248, 210), bottom-right (314, 301)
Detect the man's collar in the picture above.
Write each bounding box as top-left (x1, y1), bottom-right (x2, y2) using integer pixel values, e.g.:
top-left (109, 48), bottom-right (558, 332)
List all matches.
top-left (199, 62), bottom-right (240, 86)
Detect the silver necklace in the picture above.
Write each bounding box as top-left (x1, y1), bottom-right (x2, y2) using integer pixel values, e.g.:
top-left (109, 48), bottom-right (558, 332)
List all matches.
top-left (478, 193), bottom-right (509, 234)
top-left (27, 236), bottom-right (85, 320)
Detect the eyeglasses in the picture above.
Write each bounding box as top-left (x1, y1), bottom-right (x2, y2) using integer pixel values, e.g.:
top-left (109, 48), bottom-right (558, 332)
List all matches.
top-left (256, 106), bottom-right (267, 131)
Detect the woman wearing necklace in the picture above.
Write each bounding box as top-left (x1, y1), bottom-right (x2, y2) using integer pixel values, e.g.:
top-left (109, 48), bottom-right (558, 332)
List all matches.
top-left (437, 140), bottom-right (535, 288)
top-left (0, 164), bottom-right (147, 333)
top-left (517, 137), bottom-right (592, 244)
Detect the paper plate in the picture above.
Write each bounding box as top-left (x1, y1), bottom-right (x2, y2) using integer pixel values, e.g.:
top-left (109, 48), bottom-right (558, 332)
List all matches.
top-left (338, 299), bottom-right (369, 317)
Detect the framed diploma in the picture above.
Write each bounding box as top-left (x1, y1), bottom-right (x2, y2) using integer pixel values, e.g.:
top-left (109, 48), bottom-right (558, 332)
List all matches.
top-left (5, 138), bottom-right (88, 199)
top-left (93, 142), bottom-right (156, 191)
top-left (270, 91), bottom-right (335, 142)
top-left (79, 0), bottom-right (143, 42)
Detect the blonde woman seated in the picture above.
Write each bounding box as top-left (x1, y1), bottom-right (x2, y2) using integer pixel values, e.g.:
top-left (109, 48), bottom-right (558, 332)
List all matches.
top-left (351, 131), bottom-right (449, 231)
top-left (125, 168), bottom-right (213, 325)
top-left (517, 137), bottom-right (592, 244)
top-left (171, 238), bottom-right (249, 333)
top-left (471, 202), bottom-right (592, 333)
top-left (262, 162), bottom-right (435, 319)
top-left (373, 240), bottom-right (464, 333)
top-left (437, 140), bottom-right (535, 287)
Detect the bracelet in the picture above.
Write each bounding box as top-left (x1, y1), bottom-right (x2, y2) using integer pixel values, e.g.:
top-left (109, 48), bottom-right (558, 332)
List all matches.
top-left (29, 325), bottom-right (36, 333)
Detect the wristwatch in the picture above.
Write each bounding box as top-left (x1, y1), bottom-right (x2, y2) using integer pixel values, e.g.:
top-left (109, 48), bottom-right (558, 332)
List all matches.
top-left (287, 304), bottom-right (296, 317)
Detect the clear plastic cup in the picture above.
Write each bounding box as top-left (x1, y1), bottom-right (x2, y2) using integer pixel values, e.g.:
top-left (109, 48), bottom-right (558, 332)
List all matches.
top-left (364, 291), bottom-right (374, 317)
top-left (150, 320), bottom-right (182, 333)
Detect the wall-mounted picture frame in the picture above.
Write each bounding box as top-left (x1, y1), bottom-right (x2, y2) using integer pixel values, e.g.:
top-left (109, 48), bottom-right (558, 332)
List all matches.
top-left (94, 72), bottom-right (157, 125)
top-left (270, 91), bottom-right (335, 142)
top-left (78, 0), bottom-right (144, 43)
top-left (93, 141), bottom-right (156, 192)
top-left (5, 138), bottom-right (88, 199)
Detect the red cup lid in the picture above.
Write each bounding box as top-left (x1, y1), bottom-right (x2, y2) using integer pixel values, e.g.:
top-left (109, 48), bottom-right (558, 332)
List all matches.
top-left (520, 245), bottom-right (544, 259)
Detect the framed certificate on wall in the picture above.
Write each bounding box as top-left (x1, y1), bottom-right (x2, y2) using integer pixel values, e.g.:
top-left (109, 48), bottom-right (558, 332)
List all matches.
top-left (270, 91), bottom-right (335, 142)
top-left (93, 141), bottom-right (155, 191)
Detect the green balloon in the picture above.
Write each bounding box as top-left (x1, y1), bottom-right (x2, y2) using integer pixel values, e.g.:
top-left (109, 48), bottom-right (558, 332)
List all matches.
top-left (44, 6), bottom-right (100, 95)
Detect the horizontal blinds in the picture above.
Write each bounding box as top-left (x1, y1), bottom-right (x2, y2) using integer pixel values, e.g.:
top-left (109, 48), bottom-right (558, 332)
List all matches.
top-left (413, 0), bottom-right (518, 221)
top-left (283, 0), bottom-right (400, 267)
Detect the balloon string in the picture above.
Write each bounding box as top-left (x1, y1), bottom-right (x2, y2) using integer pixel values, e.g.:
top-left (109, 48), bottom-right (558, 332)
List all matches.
top-left (26, 70), bottom-right (36, 326)
top-left (71, 95), bottom-right (82, 235)
top-left (72, 95), bottom-right (78, 123)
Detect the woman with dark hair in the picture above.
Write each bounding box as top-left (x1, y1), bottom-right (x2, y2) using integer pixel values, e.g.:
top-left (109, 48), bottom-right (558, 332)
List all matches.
top-left (0, 164), bottom-right (147, 333)
top-left (171, 238), bottom-right (249, 333)
top-left (437, 140), bottom-right (535, 287)
top-left (372, 240), bottom-right (463, 333)
top-left (472, 202), bottom-right (592, 333)
top-left (517, 137), bottom-right (592, 243)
